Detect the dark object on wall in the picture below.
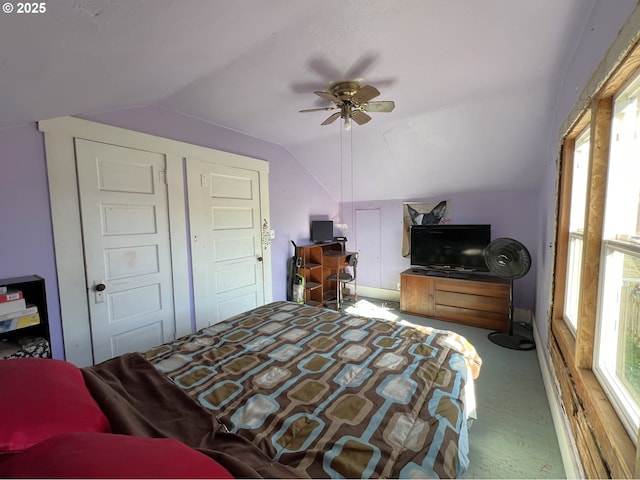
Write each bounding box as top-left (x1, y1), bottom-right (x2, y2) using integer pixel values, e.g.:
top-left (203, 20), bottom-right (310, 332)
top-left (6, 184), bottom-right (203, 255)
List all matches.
top-left (406, 201), bottom-right (448, 225)
top-left (484, 238), bottom-right (534, 351)
top-left (401, 201), bottom-right (451, 257)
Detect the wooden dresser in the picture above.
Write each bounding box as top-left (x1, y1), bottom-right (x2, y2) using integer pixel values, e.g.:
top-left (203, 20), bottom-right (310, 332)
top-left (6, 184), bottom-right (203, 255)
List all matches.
top-left (400, 268), bottom-right (510, 331)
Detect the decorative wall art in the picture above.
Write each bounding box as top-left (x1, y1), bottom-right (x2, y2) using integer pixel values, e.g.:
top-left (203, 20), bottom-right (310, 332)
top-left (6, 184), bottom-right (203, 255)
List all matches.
top-left (402, 200), bottom-right (450, 257)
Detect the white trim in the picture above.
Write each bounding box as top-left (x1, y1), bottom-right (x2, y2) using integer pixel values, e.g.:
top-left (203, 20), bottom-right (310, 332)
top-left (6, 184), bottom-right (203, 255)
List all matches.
top-left (533, 319), bottom-right (583, 479)
top-left (39, 116), bottom-right (271, 366)
top-left (42, 130), bottom-right (93, 366)
top-left (258, 166), bottom-right (273, 303)
top-left (166, 153), bottom-right (191, 339)
top-left (39, 117), bottom-right (269, 175)
top-left (352, 285), bottom-right (400, 302)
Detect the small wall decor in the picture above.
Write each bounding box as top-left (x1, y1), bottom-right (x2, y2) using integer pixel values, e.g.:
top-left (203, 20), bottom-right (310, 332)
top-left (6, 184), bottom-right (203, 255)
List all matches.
top-left (402, 200), bottom-right (450, 257)
top-left (262, 219), bottom-right (271, 248)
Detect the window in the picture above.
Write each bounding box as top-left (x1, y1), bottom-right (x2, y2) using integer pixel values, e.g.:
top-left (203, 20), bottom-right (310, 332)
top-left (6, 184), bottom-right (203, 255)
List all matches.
top-left (564, 127), bottom-right (590, 333)
top-left (552, 22), bottom-right (640, 478)
top-left (594, 71), bottom-right (640, 440)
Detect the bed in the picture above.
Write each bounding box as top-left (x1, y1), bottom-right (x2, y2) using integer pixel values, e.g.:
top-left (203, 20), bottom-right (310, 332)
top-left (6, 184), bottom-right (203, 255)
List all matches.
top-left (0, 301), bottom-right (481, 479)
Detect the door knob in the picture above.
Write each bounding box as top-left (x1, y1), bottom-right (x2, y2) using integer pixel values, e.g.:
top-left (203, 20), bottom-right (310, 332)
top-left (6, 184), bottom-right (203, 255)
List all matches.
top-left (95, 283), bottom-right (106, 292)
top-left (257, 256), bottom-right (263, 262)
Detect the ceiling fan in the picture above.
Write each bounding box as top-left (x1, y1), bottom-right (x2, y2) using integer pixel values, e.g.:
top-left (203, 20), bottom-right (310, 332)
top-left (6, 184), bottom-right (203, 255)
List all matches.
top-left (299, 80), bottom-right (395, 130)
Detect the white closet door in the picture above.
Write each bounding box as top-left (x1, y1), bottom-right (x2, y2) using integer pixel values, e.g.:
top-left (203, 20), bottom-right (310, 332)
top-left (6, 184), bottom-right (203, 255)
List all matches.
top-left (76, 139), bottom-right (176, 363)
top-left (355, 208), bottom-right (382, 288)
top-left (188, 160), bottom-right (265, 327)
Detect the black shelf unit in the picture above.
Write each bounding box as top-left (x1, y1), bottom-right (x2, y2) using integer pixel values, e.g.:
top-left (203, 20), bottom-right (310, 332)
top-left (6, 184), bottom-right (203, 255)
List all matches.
top-left (0, 275), bottom-right (51, 357)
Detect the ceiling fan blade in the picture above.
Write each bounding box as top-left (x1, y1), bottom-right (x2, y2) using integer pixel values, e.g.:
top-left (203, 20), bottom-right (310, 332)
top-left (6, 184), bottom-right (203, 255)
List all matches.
top-left (299, 106), bottom-right (338, 113)
top-left (351, 85), bottom-right (380, 104)
top-left (362, 101), bottom-right (395, 113)
top-left (344, 53), bottom-right (378, 80)
top-left (308, 57), bottom-right (343, 82)
top-left (314, 90), bottom-right (340, 103)
top-left (351, 110), bottom-right (372, 125)
top-left (321, 112), bottom-right (341, 125)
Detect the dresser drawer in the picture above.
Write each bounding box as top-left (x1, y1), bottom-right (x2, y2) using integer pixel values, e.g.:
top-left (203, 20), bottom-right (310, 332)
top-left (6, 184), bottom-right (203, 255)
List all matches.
top-left (435, 290), bottom-right (510, 314)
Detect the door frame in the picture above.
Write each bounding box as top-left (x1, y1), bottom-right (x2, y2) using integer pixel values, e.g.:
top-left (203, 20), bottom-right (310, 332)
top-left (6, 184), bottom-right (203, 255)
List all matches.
top-left (39, 116), bottom-right (271, 366)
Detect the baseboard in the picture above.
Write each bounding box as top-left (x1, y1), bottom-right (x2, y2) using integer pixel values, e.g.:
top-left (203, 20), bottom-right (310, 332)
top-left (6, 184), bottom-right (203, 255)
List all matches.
top-left (532, 320), bottom-right (583, 479)
top-left (347, 285), bottom-right (400, 302)
top-left (514, 307), bottom-right (532, 324)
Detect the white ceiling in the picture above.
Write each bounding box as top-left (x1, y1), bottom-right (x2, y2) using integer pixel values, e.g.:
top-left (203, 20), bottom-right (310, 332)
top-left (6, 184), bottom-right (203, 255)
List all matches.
top-left (0, 0), bottom-right (598, 201)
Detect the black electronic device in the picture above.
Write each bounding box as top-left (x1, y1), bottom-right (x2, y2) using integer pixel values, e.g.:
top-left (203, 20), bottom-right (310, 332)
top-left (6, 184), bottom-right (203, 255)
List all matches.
top-left (484, 237), bottom-right (535, 350)
top-left (410, 224), bottom-right (491, 272)
top-left (310, 220), bottom-right (334, 243)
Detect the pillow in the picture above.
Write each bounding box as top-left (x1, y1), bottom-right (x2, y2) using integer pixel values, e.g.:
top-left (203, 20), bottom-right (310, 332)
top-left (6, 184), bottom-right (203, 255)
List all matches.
top-left (0, 358), bottom-right (111, 452)
top-left (0, 432), bottom-right (234, 478)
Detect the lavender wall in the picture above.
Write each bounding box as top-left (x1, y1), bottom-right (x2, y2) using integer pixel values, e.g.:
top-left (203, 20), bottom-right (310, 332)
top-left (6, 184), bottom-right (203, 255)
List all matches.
top-left (342, 189), bottom-right (540, 311)
top-left (0, 124), bottom-right (62, 357)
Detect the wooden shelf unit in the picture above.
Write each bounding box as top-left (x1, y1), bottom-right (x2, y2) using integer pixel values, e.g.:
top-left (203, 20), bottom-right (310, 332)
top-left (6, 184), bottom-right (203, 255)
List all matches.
top-left (297, 242), bottom-right (353, 308)
top-left (400, 268), bottom-right (510, 331)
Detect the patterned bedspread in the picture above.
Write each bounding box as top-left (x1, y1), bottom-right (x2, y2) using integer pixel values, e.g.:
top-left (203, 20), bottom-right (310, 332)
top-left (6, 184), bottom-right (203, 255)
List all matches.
top-left (144, 301), bottom-right (481, 478)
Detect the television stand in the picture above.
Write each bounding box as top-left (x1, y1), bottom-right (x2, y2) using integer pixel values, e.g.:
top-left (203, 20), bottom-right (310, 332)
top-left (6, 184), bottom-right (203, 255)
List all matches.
top-left (400, 268), bottom-right (510, 331)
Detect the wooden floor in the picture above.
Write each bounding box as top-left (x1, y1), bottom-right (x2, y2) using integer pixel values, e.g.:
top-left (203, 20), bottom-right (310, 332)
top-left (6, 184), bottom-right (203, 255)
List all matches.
top-left (344, 298), bottom-right (566, 479)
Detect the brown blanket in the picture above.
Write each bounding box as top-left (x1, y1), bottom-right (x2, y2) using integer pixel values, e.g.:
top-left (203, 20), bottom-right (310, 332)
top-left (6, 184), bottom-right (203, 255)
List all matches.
top-left (81, 352), bottom-right (305, 479)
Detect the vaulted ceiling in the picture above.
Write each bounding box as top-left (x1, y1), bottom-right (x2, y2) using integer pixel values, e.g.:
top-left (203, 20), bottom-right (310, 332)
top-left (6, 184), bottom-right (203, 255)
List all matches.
top-left (1, 0), bottom-right (603, 201)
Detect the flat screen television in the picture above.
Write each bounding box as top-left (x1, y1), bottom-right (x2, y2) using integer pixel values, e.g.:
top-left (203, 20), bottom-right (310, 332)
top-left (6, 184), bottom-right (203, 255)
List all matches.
top-left (311, 220), bottom-right (334, 243)
top-left (410, 224), bottom-right (491, 272)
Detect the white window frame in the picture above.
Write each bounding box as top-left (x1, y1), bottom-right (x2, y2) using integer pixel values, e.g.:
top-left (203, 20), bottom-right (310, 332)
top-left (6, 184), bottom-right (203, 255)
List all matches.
top-left (594, 240), bottom-right (640, 442)
top-left (563, 127), bottom-right (591, 334)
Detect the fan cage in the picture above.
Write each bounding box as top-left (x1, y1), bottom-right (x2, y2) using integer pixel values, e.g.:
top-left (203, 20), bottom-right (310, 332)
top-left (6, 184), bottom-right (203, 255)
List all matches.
top-left (484, 238), bottom-right (531, 280)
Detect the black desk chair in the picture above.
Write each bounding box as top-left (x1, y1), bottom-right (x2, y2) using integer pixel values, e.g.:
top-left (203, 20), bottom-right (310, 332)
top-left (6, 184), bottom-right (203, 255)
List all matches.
top-left (328, 252), bottom-right (358, 309)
